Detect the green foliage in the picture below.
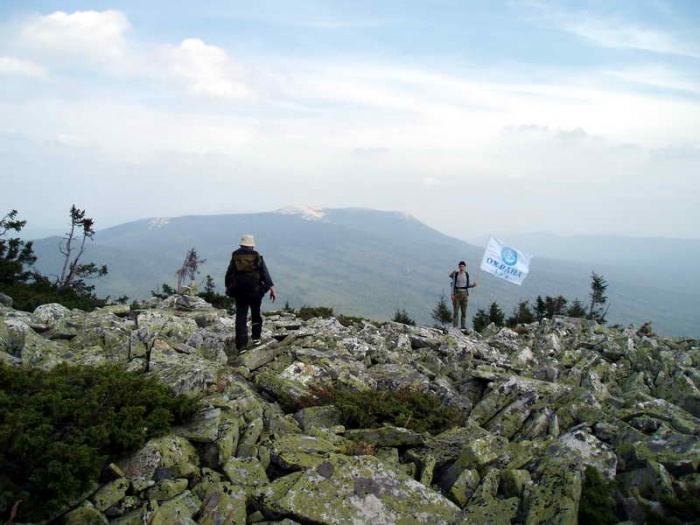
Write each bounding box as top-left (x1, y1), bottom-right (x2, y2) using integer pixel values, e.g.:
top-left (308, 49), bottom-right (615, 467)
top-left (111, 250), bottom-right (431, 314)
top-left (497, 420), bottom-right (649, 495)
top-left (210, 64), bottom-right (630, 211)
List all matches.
top-left (472, 301), bottom-right (506, 333)
top-left (431, 295), bottom-right (452, 327)
top-left (151, 282), bottom-right (177, 299)
top-left (197, 275), bottom-right (235, 312)
top-left (0, 363), bottom-right (198, 522)
top-left (297, 306), bottom-right (335, 320)
top-left (2, 276), bottom-right (108, 312)
top-left (0, 210), bottom-right (37, 285)
top-left (0, 208), bottom-right (113, 313)
top-left (506, 300), bottom-right (535, 327)
top-left (392, 308), bottom-right (416, 325)
top-left (588, 271), bottom-right (609, 323)
top-left (337, 314), bottom-right (375, 327)
top-left (643, 495), bottom-right (700, 524)
top-left (288, 384), bottom-right (465, 435)
top-left (57, 205), bottom-right (108, 293)
top-left (578, 466), bottom-right (619, 525)
top-left (567, 298), bottom-right (587, 318)
top-left (637, 321), bottom-right (655, 337)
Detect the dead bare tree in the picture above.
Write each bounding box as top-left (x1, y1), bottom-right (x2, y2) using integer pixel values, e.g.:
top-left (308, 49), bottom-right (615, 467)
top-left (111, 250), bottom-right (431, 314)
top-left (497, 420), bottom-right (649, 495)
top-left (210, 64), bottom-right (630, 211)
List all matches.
top-left (57, 205), bottom-right (107, 292)
top-left (176, 248), bottom-right (206, 293)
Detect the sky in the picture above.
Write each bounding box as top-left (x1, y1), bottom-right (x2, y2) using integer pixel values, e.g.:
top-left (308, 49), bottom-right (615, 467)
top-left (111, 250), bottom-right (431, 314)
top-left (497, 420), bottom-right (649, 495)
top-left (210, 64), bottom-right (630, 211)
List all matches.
top-left (1, 0), bottom-right (699, 240)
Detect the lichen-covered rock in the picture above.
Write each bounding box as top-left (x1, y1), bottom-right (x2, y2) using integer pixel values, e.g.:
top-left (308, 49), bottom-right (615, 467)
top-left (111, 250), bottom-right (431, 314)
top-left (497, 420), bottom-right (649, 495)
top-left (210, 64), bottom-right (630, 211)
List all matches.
top-left (197, 483), bottom-right (247, 525)
top-left (148, 490), bottom-right (201, 525)
top-left (146, 478), bottom-right (189, 501)
top-left (501, 469), bottom-right (532, 498)
top-left (522, 456), bottom-right (582, 525)
top-left (447, 468), bottom-right (480, 507)
top-left (119, 435), bottom-right (200, 485)
top-left (555, 430), bottom-right (618, 481)
top-left (91, 477), bottom-right (130, 511)
top-left (294, 405), bottom-right (343, 432)
top-left (233, 340), bottom-right (281, 370)
top-left (3, 299), bottom-right (700, 524)
top-left (222, 456), bottom-right (270, 495)
top-left (269, 432), bottom-right (347, 471)
top-left (62, 505), bottom-right (109, 525)
top-left (32, 303), bottom-right (71, 325)
top-left (344, 426), bottom-right (426, 448)
top-left (263, 455), bottom-right (463, 524)
top-left (463, 469), bottom-right (520, 524)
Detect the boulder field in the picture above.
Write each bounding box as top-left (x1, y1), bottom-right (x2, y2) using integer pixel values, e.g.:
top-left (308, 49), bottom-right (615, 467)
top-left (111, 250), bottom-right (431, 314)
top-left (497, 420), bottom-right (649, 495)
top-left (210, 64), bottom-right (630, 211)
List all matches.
top-left (1, 294), bottom-right (699, 524)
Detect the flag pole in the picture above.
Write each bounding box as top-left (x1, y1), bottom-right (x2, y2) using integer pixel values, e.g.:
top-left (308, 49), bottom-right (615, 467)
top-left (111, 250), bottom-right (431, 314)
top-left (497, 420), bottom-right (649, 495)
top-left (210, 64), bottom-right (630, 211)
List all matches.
top-left (474, 234), bottom-right (490, 285)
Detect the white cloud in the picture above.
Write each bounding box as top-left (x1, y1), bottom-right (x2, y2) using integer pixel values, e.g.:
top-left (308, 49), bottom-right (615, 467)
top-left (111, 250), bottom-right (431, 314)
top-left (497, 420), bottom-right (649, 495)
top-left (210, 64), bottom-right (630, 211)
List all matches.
top-left (563, 16), bottom-right (699, 57)
top-left (20, 10), bottom-right (130, 65)
top-left (163, 38), bottom-right (250, 100)
top-left (0, 56), bottom-right (47, 78)
top-left (607, 65), bottom-right (700, 95)
top-left (515, 1), bottom-right (699, 57)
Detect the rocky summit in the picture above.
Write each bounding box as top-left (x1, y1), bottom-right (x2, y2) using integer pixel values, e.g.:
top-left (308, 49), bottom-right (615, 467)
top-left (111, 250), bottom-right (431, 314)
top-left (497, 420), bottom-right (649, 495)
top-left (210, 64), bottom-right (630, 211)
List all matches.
top-left (1, 294), bottom-right (699, 524)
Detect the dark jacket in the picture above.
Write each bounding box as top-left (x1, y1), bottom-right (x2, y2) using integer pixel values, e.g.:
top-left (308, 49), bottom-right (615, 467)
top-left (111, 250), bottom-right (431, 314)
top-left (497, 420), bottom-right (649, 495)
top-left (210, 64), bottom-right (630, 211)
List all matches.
top-left (225, 246), bottom-right (274, 297)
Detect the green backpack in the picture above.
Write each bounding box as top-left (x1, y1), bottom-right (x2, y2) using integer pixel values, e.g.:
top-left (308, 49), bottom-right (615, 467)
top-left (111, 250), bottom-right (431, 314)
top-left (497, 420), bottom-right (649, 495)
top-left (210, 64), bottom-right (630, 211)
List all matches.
top-left (228, 252), bottom-right (262, 294)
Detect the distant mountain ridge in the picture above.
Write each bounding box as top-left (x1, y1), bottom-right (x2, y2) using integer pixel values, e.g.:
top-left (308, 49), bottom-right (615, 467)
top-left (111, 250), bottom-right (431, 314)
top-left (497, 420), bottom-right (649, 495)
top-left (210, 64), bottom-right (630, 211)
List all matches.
top-left (29, 208), bottom-right (700, 337)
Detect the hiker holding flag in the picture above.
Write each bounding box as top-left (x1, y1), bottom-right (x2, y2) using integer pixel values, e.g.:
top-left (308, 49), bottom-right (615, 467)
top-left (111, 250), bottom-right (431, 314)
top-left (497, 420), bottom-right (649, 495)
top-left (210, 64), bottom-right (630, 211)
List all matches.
top-left (450, 237), bottom-right (532, 330)
top-left (449, 261), bottom-right (477, 329)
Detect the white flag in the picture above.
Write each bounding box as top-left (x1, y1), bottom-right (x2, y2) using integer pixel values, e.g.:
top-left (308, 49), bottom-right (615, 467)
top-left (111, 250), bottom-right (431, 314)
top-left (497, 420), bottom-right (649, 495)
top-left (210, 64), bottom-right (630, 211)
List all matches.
top-left (480, 236), bottom-right (532, 286)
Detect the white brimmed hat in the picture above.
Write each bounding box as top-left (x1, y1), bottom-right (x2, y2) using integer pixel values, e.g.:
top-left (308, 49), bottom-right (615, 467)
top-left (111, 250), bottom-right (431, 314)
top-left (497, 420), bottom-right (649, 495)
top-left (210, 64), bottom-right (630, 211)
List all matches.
top-left (240, 234), bottom-right (255, 247)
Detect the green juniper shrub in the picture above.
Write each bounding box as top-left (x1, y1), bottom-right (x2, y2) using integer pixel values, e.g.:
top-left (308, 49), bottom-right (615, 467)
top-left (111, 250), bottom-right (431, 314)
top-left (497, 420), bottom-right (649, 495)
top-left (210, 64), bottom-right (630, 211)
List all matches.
top-left (392, 308), bottom-right (416, 326)
top-left (296, 306), bottom-right (334, 320)
top-left (643, 495), bottom-right (700, 525)
top-left (431, 295), bottom-right (452, 327)
top-left (578, 465), bottom-right (619, 525)
top-left (287, 383), bottom-right (465, 435)
top-left (472, 302), bottom-right (506, 333)
top-left (505, 301), bottom-right (535, 328)
top-left (637, 321), bottom-right (656, 337)
top-left (3, 276), bottom-right (108, 313)
top-left (0, 363), bottom-right (198, 523)
top-left (337, 314), bottom-right (377, 327)
top-left (566, 298), bottom-right (588, 318)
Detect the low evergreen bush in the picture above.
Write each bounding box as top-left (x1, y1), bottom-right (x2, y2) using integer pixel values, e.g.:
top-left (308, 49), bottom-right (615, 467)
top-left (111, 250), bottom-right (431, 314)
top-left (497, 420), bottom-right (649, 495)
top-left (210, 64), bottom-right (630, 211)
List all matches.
top-left (296, 306), bottom-right (335, 320)
top-left (289, 384), bottom-right (465, 435)
top-left (0, 363), bottom-right (199, 522)
top-left (2, 279), bottom-right (107, 312)
top-left (392, 308), bottom-right (416, 325)
top-left (578, 465), bottom-right (619, 525)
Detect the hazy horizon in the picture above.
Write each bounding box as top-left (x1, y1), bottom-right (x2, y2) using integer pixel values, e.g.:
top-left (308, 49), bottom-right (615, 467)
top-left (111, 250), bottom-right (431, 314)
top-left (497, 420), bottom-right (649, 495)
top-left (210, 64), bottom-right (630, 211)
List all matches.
top-left (16, 206), bottom-right (700, 244)
top-left (2, 1), bottom-right (699, 240)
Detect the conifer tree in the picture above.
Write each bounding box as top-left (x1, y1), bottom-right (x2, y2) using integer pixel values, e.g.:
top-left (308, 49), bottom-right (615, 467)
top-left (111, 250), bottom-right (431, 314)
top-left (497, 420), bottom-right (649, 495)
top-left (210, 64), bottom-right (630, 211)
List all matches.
top-left (392, 308), bottom-right (415, 325)
top-left (506, 300), bottom-right (535, 327)
top-left (473, 301), bottom-right (506, 332)
top-left (587, 272), bottom-right (609, 323)
top-left (431, 295), bottom-right (453, 327)
top-left (0, 209), bottom-right (36, 285)
top-left (567, 299), bottom-right (587, 318)
top-left (534, 296), bottom-right (547, 322)
top-left (488, 301), bottom-right (505, 327)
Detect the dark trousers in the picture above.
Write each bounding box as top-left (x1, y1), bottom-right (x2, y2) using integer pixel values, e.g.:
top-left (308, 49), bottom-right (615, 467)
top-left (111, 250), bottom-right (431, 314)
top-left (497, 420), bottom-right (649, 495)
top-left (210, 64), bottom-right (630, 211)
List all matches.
top-left (235, 293), bottom-right (263, 349)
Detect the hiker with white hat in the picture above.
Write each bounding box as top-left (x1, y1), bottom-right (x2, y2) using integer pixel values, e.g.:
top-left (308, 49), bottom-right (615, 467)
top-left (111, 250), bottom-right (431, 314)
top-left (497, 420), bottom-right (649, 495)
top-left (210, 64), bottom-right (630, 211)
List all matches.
top-left (224, 234), bottom-right (276, 350)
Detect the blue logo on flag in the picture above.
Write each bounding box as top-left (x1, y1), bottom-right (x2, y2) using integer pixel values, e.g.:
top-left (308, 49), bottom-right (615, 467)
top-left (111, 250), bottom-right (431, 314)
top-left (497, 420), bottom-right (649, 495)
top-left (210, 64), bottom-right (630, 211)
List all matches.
top-left (501, 247), bottom-right (518, 266)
